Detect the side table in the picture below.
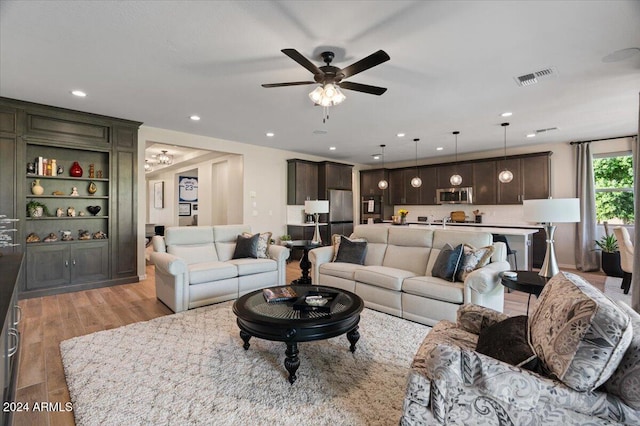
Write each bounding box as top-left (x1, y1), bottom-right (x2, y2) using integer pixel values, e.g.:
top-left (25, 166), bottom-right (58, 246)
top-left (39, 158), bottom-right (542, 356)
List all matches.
top-left (284, 240), bottom-right (321, 284)
top-left (499, 271), bottom-right (550, 316)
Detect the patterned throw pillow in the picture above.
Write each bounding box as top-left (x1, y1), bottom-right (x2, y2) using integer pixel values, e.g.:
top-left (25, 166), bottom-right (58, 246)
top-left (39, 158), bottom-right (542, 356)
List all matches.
top-left (456, 244), bottom-right (494, 282)
top-left (604, 301), bottom-right (640, 409)
top-left (242, 231), bottom-right (272, 259)
top-left (529, 272), bottom-right (632, 392)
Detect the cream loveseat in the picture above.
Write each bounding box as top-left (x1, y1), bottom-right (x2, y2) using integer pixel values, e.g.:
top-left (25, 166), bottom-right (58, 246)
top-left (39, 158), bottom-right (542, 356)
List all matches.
top-left (151, 225), bottom-right (289, 312)
top-left (308, 225), bottom-right (510, 326)
top-left (401, 272), bottom-right (640, 425)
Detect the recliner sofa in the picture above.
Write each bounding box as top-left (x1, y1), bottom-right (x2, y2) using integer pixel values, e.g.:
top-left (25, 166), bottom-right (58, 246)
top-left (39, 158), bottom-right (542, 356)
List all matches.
top-left (151, 225), bottom-right (289, 312)
top-left (308, 225), bottom-right (510, 326)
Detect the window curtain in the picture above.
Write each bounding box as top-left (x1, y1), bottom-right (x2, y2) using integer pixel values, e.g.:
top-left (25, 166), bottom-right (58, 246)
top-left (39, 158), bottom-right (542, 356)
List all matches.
top-left (575, 142), bottom-right (600, 271)
top-left (633, 92), bottom-right (639, 312)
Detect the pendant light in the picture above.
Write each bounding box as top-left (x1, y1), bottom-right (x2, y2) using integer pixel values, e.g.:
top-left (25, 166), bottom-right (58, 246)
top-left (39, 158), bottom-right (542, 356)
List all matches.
top-left (410, 138), bottom-right (422, 188)
top-left (498, 122), bottom-right (514, 183)
top-left (449, 131), bottom-right (462, 186)
top-left (377, 144), bottom-right (388, 190)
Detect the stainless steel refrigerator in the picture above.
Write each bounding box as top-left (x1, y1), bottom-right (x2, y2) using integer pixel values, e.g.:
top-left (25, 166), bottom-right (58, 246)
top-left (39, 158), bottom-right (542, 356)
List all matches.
top-left (323, 189), bottom-right (354, 241)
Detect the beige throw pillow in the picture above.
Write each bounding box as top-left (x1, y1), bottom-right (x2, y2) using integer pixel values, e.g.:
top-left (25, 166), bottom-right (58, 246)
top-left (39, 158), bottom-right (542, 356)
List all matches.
top-left (456, 244), bottom-right (494, 282)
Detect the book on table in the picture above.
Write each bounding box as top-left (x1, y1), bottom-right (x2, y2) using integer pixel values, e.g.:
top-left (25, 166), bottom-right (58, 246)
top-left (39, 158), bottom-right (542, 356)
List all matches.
top-left (263, 287), bottom-right (298, 303)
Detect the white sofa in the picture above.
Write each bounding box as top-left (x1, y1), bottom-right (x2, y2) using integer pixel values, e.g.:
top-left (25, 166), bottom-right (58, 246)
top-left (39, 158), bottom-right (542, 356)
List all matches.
top-left (151, 225), bottom-right (289, 312)
top-left (309, 225), bottom-right (510, 326)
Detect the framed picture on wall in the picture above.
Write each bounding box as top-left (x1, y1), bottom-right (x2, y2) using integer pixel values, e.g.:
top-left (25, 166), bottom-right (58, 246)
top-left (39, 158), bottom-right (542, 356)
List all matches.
top-left (179, 176), bottom-right (198, 202)
top-left (179, 203), bottom-right (191, 216)
top-left (154, 181), bottom-right (164, 209)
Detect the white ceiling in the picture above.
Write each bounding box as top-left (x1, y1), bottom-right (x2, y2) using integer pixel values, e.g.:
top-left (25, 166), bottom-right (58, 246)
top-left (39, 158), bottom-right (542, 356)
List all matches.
top-left (1, 1), bottom-right (639, 165)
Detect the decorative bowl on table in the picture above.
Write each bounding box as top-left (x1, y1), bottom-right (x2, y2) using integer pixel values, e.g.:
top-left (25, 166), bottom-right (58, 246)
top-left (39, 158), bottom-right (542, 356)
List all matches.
top-left (305, 296), bottom-right (328, 307)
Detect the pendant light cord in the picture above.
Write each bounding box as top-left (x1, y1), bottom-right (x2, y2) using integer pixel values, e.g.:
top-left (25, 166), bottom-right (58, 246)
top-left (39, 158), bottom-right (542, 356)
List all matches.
top-left (502, 122), bottom-right (509, 160)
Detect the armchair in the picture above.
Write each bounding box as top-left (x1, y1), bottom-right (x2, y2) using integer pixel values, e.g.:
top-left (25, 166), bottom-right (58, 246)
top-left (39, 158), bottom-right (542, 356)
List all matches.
top-left (614, 226), bottom-right (634, 294)
top-left (401, 272), bottom-right (640, 425)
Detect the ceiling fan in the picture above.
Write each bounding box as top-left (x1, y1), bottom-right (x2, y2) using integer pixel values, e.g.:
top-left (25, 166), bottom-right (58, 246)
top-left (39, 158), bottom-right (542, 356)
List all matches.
top-left (262, 48), bottom-right (390, 107)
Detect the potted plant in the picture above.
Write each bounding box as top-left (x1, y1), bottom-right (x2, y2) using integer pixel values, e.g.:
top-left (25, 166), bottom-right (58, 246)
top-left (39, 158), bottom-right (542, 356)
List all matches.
top-left (279, 234), bottom-right (292, 245)
top-left (26, 200), bottom-right (50, 218)
top-left (595, 233), bottom-right (623, 278)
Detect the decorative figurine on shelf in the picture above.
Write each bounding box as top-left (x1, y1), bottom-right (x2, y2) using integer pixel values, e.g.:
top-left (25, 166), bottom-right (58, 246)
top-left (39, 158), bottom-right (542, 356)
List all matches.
top-left (93, 231), bottom-right (107, 239)
top-left (56, 207), bottom-right (64, 217)
top-left (57, 164), bottom-right (64, 175)
top-left (88, 181), bottom-right (97, 195)
top-left (87, 205), bottom-right (101, 216)
top-left (60, 230), bottom-right (73, 241)
top-left (97, 170), bottom-right (103, 178)
top-left (69, 161), bottom-right (83, 177)
top-left (89, 163), bottom-right (95, 178)
top-left (70, 187), bottom-right (79, 196)
top-left (78, 229), bottom-right (91, 240)
top-left (26, 233), bottom-right (40, 243)
top-left (67, 207), bottom-right (76, 217)
top-left (78, 211), bottom-right (85, 216)
top-left (27, 162), bottom-right (36, 174)
top-left (43, 233), bottom-right (58, 242)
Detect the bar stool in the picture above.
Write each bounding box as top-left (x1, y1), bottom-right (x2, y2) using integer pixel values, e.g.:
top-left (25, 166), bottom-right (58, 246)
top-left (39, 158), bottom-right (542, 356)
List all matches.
top-left (493, 234), bottom-right (518, 270)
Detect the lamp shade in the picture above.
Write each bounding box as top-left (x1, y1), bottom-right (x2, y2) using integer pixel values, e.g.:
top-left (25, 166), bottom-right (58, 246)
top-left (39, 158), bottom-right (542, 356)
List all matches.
top-left (522, 198), bottom-right (580, 223)
top-left (304, 200), bottom-right (329, 214)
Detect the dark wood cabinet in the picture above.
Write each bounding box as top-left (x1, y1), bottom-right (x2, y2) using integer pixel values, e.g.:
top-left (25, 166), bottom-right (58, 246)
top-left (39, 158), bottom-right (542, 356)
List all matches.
top-left (388, 169), bottom-right (405, 205)
top-left (0, 97), bottom-right (141, 297)
top-left (497, 158), bottom-right (523, 204)
top-left (497, 153), bottom-right (550, 204)
top-left (360, 169), bottom-right (388, 197)
top-left (287, 159), bottom-right (318, 205)
top-left (318, 161), bottom-right (352, 191)
top-left (473, 160), bottom-right (497, 205)
top-left (418, 166), bottom-right (438, 205)
top-left (436, 163), bottom-right (473, 188)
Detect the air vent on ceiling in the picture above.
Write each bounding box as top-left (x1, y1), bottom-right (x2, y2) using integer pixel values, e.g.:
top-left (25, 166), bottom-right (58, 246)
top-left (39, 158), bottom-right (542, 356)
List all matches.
top-left (514, 67), bottom-right (557, 87)
top-left (535, 127), bottom-right (558, 134)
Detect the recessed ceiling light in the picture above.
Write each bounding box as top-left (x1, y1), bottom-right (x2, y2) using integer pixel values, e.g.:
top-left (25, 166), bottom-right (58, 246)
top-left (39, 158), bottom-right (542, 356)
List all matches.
top-left (329, 146), bottom-right (336, 150)
top-left (372, 155), bottom-right (381, 160)
top-left (71, 90), bottom-right (87, 97)
top-left (265, 132), bottom-right (275, 137)
top-left (501, 112), bottom-right (513, 117)
top-left (436, 147), bottom-right (444, 151)
top-left (190, 115), bottom-right (201, 121)
top-left (396, 133), bottom-right (405, 138)
top-left (526, 133), bottom-right (536, 138)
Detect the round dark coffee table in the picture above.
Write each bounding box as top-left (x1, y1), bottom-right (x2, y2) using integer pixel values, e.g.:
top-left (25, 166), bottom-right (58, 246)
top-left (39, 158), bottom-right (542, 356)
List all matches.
top-left (232, 285), bottom-right (364, 384)
top-left (499, 271), bottom-right (550, 315)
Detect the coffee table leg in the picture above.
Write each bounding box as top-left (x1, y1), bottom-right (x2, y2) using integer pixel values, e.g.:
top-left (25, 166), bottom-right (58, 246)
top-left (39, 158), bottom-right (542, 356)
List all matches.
top-left (240, 330), bottom-right (251, 350)
top-left (284, 342), bottom-right (300, 384)
top-left (347, 326), bottom-right (360, 353)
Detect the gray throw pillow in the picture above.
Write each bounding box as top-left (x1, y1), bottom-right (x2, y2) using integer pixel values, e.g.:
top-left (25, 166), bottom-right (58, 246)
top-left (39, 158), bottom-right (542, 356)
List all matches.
top-left (334, 235), bottom-right (367, 265)
top-left (431, 243), bottom-right (463, 282)
top-left (232, 233), bottom-right (259, 259)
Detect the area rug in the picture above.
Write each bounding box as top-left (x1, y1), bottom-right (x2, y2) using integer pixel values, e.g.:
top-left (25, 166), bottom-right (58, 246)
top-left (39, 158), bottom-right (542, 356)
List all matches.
top-left (604, 276), bottom-right (632, 306)
top-left (60, 302), bottom-right (430, 426)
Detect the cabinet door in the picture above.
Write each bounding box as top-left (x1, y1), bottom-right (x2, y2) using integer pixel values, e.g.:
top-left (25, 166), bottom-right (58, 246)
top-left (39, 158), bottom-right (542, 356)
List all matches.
top-left (113, 149), bottom-right (136, 278)
top-left (473, 160), bottom-right (497, 205)
top-left (287, 161), bottom-right (318, 205)
top-left (437, 163), bottom-right (473, 188)
top-left (417, 166), bottom-right (438, 205)
top-left (0, 107), bottom-right (18, 256)
top-left (497, 158), bottom-right (522, 204)
top-left (388, 169), bottom-right (405, 205)
top-left (522, 155), bottom-right (550, 200)
top-left (26, 245), bottom-right (70, 289)
top-left (71, 242), bottom-right (109, 284)
top-left (403, 169), bottom-right (421, 205)
top-left (360, 169), bottom-right (387, 197)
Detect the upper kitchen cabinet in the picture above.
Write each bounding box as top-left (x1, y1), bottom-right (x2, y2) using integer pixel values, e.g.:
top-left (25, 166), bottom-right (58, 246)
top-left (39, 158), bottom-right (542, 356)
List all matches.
top-left (473, 160), bottom-right (497, 205)
top-left (318, 161), bottom-right (352, 193)
top-left (287, 159), bottom-right (318, 205)
top-left (360, 168), bottom-right (388, 197)
top-left (389, 168), bottom-right (422, 205)
top-left (498, 152), bottom-right (551, 204)
top-left (436, 163), bottom-right (473, 189)
top-left (418, 166), bottom-right (438, 205)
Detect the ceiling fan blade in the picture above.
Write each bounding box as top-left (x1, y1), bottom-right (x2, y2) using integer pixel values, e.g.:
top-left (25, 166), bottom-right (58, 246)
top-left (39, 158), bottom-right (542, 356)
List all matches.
top-left (261, 81), bottom-right (316, 88)
top-left (281, 48), bottom-right (323, 76)
top-left (340, 50), bottom-right (390, 78)
top-left (339, 81), bottom-right (387, 95)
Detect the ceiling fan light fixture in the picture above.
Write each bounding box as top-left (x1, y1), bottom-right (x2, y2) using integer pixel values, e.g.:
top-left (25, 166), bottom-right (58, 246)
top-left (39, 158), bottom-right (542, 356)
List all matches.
top-left (309, 83), bottom-right (346, 107)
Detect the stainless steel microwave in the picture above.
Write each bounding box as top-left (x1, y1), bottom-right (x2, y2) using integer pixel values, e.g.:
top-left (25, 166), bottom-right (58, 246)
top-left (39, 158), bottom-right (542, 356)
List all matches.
top-left (436, 187), bottom-right (473, 204)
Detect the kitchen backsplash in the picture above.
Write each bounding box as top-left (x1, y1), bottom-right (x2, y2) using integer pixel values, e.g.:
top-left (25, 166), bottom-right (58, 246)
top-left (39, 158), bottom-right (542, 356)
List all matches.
top-left (393, 204), bottom-right (532, 226)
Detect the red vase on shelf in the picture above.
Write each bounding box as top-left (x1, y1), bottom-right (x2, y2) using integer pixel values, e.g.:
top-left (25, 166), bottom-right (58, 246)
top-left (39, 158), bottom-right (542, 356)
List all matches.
top-left (69, 161), bottom-right (83, 177)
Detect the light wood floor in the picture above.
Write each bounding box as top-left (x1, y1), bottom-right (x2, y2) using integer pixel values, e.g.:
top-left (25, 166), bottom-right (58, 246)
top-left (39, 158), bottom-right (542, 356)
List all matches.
top-left (12, 261), bottom-right (606, 426)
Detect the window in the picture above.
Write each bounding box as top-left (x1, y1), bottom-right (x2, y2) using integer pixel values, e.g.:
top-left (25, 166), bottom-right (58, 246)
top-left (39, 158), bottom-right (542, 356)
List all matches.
top-left (593, 152), bottom-right (634, 224)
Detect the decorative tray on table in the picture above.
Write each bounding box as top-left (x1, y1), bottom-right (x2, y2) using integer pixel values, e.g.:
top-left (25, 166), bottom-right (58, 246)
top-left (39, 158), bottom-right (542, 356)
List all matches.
top-left (293, 290), bottom-right (339, 313)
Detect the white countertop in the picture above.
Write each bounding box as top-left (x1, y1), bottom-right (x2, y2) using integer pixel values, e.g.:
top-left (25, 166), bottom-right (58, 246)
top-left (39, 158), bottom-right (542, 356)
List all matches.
top-left (374, 222), bottom-right (539, 236)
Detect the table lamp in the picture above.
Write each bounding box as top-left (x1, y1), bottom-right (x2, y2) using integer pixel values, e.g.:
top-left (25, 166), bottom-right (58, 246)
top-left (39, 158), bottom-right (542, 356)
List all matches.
top-left (522, 198), bottom-right (581, 278)
top-left (304, 200), bottom-right (329, 244)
